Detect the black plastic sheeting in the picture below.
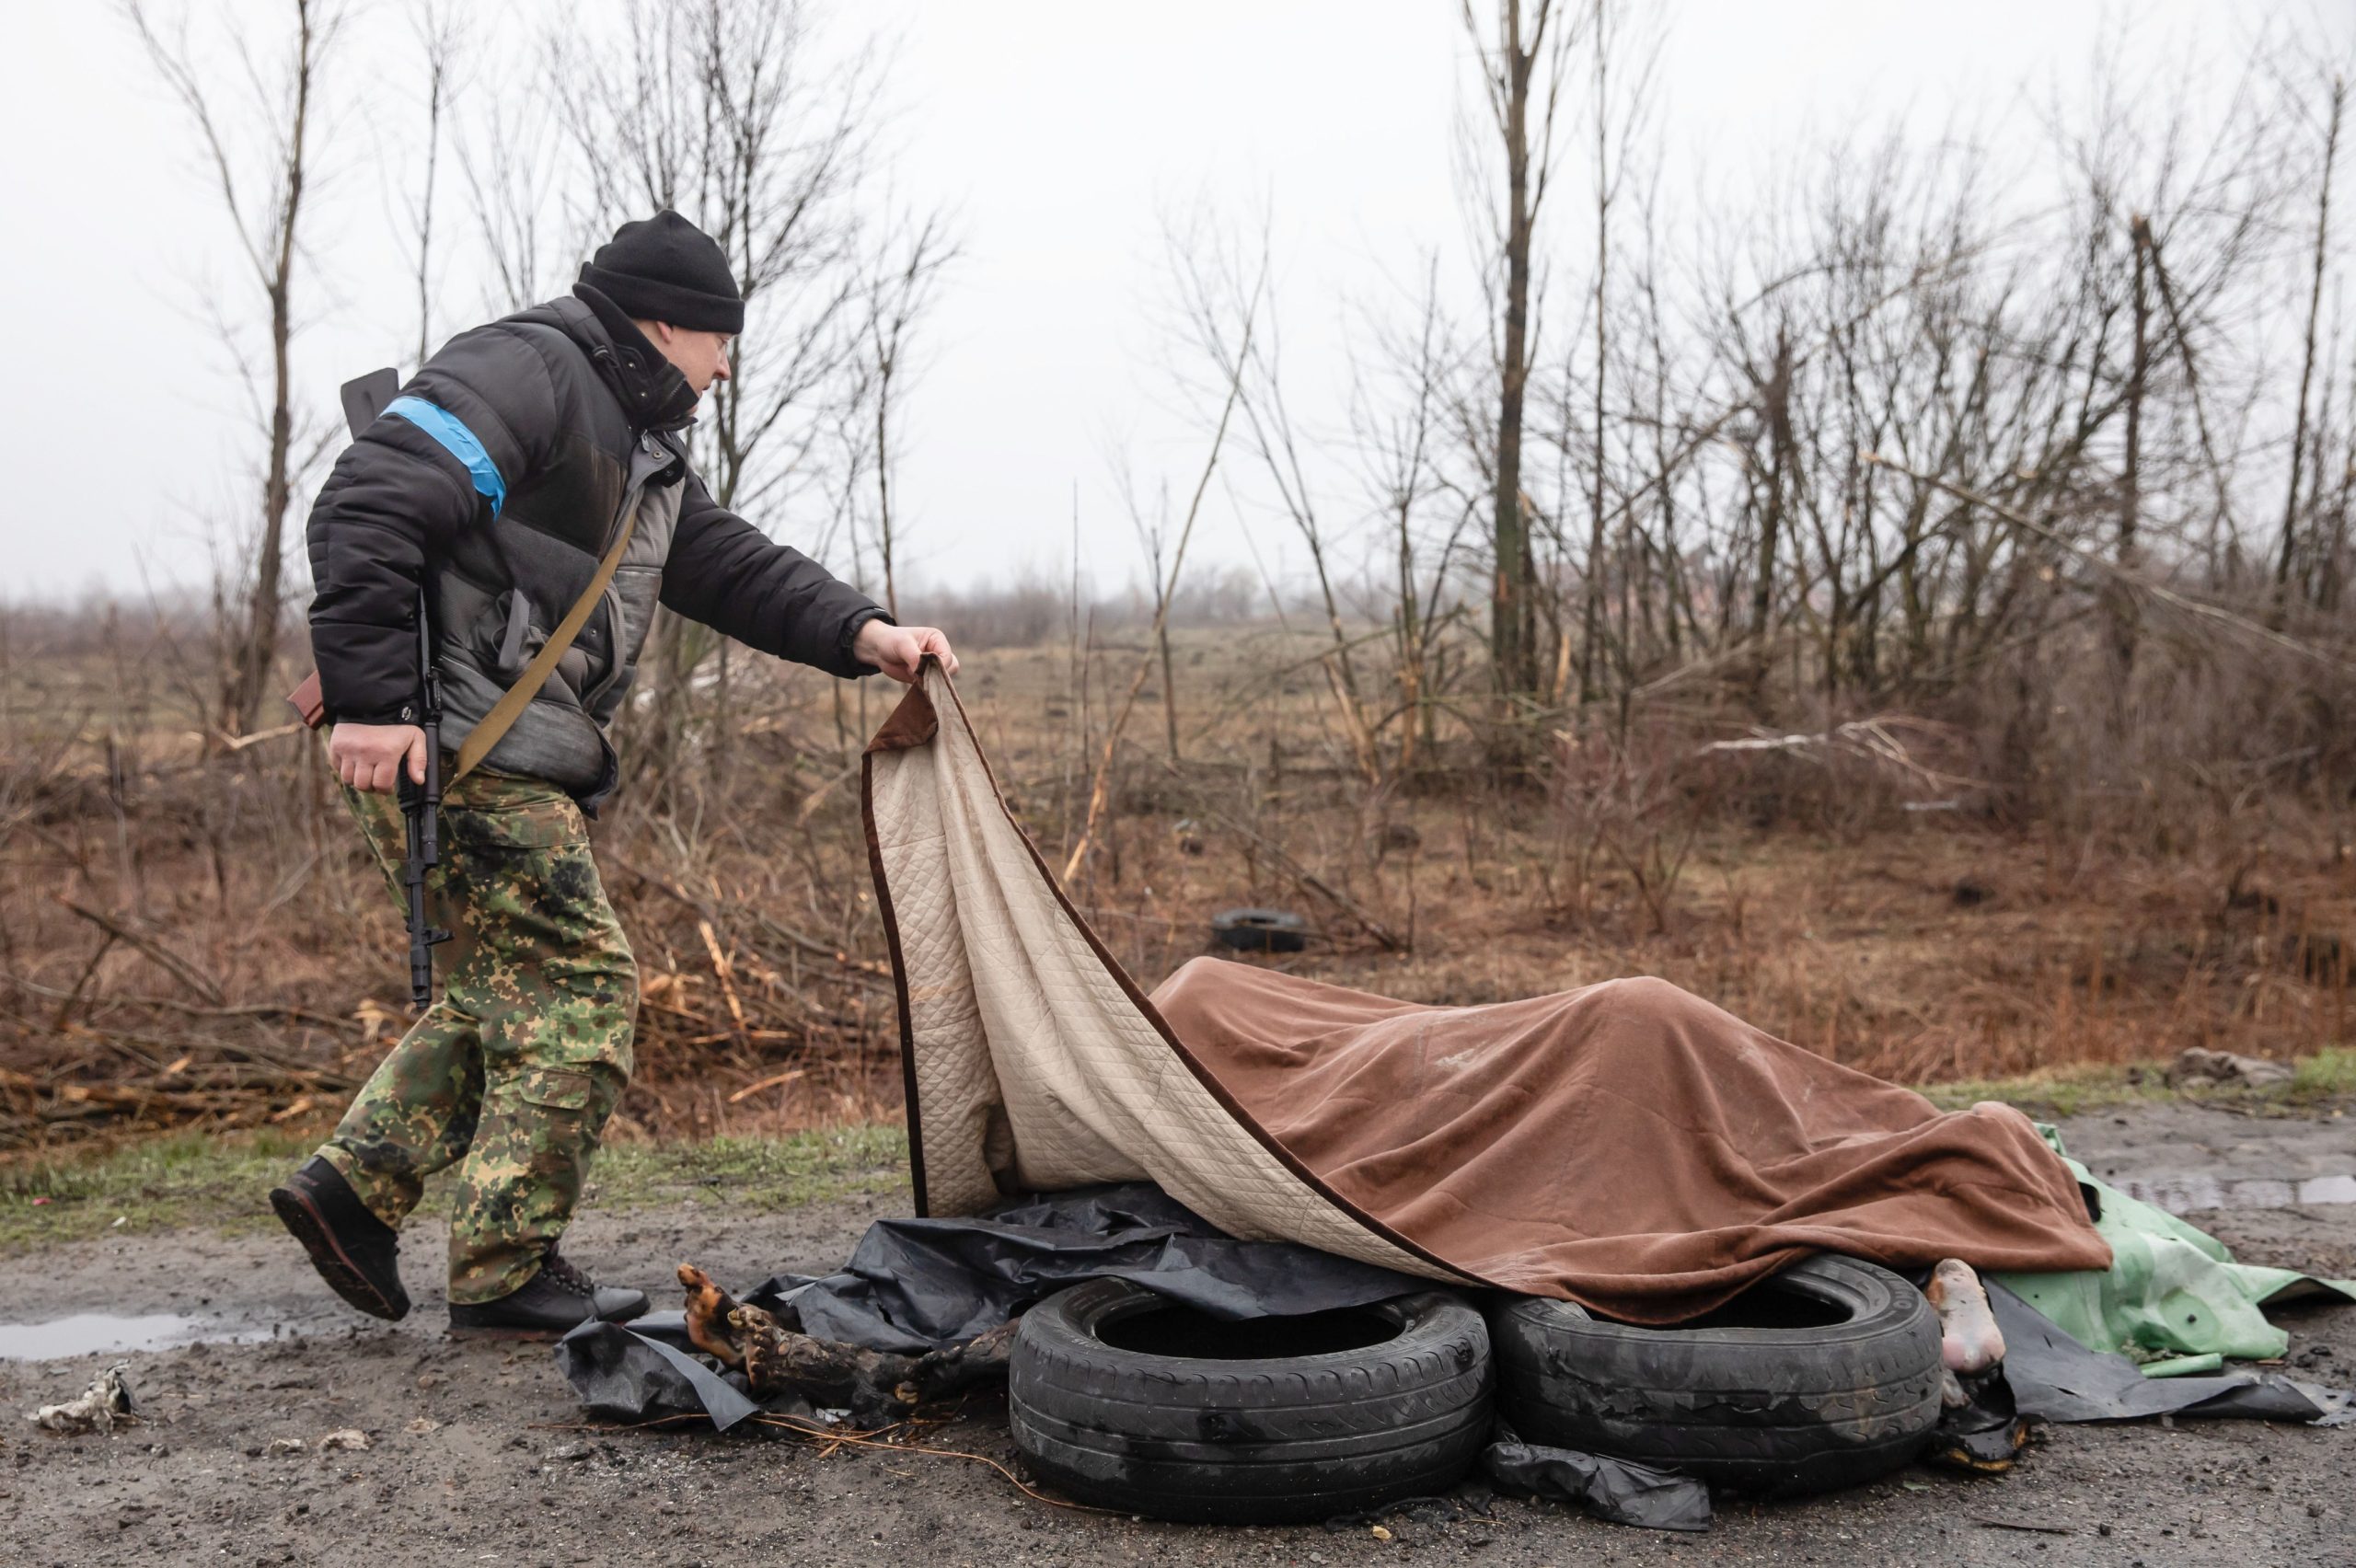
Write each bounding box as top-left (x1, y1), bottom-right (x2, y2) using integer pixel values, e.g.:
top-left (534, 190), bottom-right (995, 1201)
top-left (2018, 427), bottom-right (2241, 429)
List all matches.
top-left (557, 1183), bottom-right (2354, 1462)
top-left (557, 1183), bottom-right (1428, 1433)
top-left (1987, 1279), bottom-right (2354, 1426)
top-left (1483, 1430), bottom-right (1713, 1531)
top-left (743, 1183), bottom-right (1431, 1353)
top-left (557, 1316), bottom-right (764, 1429)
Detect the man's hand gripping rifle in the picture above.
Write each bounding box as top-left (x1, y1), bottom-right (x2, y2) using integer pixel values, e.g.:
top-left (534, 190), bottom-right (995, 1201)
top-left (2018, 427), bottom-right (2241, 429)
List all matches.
top-left (338, 366), bottom-right (449, 1011)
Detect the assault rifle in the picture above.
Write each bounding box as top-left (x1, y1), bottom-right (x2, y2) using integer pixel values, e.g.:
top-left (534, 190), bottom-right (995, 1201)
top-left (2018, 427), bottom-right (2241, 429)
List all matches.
top-left (313, 363), bottom-right (622, 1008)
top-left (340, 368), bottom-right (449, 1010)
top-left (397, 585), bottom-right (451, 1009)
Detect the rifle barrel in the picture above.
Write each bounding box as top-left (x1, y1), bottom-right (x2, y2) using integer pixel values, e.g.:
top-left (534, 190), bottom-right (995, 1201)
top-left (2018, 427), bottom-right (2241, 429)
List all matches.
top-left (401, 585), bottom-right (449, 1012)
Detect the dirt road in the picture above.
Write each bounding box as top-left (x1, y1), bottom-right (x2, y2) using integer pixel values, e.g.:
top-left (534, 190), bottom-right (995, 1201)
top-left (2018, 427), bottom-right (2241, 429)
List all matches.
top-left (3, 1101), bottom-right (2350, 1567)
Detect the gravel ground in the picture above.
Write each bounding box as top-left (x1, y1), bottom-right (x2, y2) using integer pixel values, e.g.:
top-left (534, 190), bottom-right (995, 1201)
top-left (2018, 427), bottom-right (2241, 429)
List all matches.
top-left (2, 1101), bottom-right (2350, 1568)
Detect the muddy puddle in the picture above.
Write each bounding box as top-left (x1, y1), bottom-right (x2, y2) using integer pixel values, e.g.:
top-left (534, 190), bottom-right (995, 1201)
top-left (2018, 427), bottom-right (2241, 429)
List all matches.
top-left (0, 1311), bottom-right (288, 1362)
top-left (2110, 1173), bottom-right (2356, 1213)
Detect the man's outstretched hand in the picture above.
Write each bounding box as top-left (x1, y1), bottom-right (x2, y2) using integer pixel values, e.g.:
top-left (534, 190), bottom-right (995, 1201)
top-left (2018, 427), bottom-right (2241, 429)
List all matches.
top-left (855, 620), bottom-right (960, 683)
top-left (329, 722), bottom-right (429, 794)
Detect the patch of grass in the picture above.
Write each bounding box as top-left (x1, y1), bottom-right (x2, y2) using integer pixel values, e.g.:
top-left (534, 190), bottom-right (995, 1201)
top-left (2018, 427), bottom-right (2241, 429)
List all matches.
top-left (0, 1125), bottom-right (324, 1253)
top-left (583, 1124), bottom-right (910, 1213)
top-left (1918, 1046), bottom-right (2356, 1116)
top-left (0, 1123), bottom-right (909, 1256)
top-left (2292, 1045), bottom-right (2356, 1097)
top-left (1917, 1061), bottom-right (2157, 1116)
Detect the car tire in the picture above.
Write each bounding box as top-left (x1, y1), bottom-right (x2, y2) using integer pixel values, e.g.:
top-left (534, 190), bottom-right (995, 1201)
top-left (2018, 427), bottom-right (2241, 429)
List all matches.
top-left (1010, 1280), bottom-right (1493, 1523)
top-left (1488, 1254), bottom-right (1943, 1496)
top-left (1209, 908), bottom-right (1311, 953)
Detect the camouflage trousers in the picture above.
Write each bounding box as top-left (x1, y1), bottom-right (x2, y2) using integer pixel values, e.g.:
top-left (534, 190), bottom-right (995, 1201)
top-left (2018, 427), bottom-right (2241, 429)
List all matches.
top-left (316, 765), bottom-right (637, 1304)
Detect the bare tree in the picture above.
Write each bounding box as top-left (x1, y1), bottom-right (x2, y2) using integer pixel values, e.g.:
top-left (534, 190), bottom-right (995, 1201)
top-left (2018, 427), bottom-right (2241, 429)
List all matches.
top-left (1571, 0), bottom-right (1663, 709)
top-left (124, 0), bottom-right (340, 742)
top-left (1116, 465), bottom-right (1183, 762)
top-left (560, 0), bottom-right (877, 520)
top-left (2276, 72), bottom-right (2346, 614)
top-left (453, 35), bottom-right (582, 314)
top-left (1061, 256), bottom-right (1265, 883)
top-left (2112, 212), bottom-right (2150, 677)
top-left (1460, 0), bottom-right (1588, 701)
top-left (551, 0), bottom-right (909, 794)
top-left (405, 0), bottom-right (464, 369)
top-left (859, 213), bottom-right (957, 622)
top-left (1350, 257), bottom-right (1478, 777)
top-left (1166, 215), bottom-right (1391, 780)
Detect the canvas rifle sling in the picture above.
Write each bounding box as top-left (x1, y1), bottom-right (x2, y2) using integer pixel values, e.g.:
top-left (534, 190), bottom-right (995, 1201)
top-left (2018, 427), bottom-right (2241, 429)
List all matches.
top-left (447, 502), bottom-right (641, 784)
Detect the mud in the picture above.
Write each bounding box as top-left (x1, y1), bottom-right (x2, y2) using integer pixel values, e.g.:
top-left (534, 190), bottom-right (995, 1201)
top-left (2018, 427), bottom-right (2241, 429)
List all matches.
top-left (2, 1105), bottom-right (2350, 1567)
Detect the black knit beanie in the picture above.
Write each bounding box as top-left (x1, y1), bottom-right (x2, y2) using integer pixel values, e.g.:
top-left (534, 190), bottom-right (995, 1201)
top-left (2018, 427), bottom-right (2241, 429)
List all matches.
top-left (576, 210), bottom-right (745, 334)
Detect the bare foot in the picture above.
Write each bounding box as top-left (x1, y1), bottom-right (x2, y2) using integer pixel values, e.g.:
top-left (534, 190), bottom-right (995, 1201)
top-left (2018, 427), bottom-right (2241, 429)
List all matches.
top-left (729, 1303), bottom-right (790, 1395)
top-left (678, 1264), bottom-right (745, 1367)
top-left (1923, 1257), bottom-right (2004, 1375)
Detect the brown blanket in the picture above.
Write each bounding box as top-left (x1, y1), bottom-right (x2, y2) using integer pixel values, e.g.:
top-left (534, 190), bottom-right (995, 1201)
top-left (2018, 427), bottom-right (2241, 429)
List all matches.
top-left (863, 667), bottom-right (2109, 1322)
top-left (1152, 963), bottom-right (2111, 1320)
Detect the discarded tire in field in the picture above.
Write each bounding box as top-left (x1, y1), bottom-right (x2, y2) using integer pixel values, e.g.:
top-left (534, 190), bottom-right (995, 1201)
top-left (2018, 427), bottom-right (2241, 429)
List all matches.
top-left (1209, 907), bottom-right (1310, 953)
top-left (1010, 1281), bottom-right (1493, 1522)
top-left (1488, 1254), bottom-right (1943, 1497)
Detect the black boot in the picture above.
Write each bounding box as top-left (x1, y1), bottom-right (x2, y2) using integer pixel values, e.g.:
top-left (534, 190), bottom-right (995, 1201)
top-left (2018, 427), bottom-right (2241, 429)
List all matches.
top-left (269, 1156), bottom-right (410, 1321)
top-left (447, 1250), bottom-right (648, 1341)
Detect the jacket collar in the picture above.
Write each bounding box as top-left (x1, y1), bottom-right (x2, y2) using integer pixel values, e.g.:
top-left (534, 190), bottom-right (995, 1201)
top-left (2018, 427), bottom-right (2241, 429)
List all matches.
top-left (552, 284), bottom-right (702, 433)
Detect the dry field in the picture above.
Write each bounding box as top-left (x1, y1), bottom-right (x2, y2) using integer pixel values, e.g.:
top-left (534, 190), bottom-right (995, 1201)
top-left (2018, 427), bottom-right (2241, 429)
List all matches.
top-left (5, 617), bottom-right (2353, 1152)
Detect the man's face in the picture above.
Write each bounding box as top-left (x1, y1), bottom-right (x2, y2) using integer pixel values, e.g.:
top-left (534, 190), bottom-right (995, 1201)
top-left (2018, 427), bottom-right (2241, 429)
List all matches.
top-left (643, 322), bottom-right (733, 397)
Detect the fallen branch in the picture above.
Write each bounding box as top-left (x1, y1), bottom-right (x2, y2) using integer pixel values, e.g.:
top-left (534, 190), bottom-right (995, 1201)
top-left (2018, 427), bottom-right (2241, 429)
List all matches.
top-left (791, 760), bottom-right (861, 824)
top-left (613, 856), bottom-right (889, 986)
top-left (6, 1073), bottom-right (322, 1117)
top-left (56, 899), bottom-right (225, 1007)
top-left (1970, 1516), bottom-right (2073, 1537)
top-left (747, 1412), bottom-right (1113, 1513)
top-left (46, 932), bottom-right (119, 1031)
top-left (698, 920), bottom-right (752, 1044)
top-left (1695, 716), bottom-right (1989, 796)
top-left (680, 1264), bottom-right (1021, 1426)
top-left (726, 1067), bottom-right (806, 1103)
top-left (215, 721), bottom-right (305, 753)
top-left (3, 971), bottom-right (345, 1030)
top-left (52, 1022), bottom-right (352, 1089)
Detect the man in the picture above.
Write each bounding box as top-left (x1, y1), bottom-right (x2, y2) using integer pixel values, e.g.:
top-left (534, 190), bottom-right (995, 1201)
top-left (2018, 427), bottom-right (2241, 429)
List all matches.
top-left (269, 210), bottom-right (956, 1339)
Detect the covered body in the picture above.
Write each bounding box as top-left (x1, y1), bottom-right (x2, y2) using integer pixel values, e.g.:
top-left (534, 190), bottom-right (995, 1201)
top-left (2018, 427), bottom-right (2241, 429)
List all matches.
top-left (862, 667), bottom-right (2109, 1322)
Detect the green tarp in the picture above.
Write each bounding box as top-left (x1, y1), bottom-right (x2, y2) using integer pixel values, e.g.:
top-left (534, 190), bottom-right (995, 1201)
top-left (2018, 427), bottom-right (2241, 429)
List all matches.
top-left (1993, 1126), bottom-right (2356, 1371)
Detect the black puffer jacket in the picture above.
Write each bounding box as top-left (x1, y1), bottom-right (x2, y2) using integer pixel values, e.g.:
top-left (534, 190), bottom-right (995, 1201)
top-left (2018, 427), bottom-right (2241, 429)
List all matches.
top-left (305, 284), bottom-right (886, 807)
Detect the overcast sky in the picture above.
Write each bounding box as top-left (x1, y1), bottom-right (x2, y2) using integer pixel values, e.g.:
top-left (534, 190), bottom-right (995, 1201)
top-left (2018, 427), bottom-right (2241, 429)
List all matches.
top-left (10, 0), bottom-right (2346, 612)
